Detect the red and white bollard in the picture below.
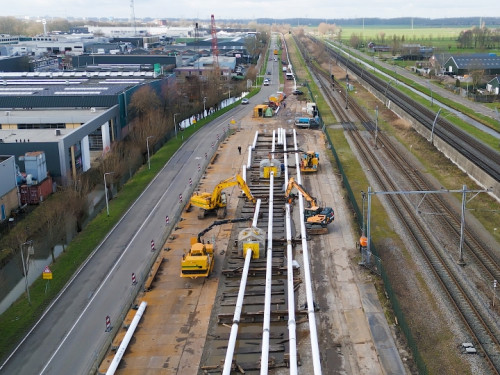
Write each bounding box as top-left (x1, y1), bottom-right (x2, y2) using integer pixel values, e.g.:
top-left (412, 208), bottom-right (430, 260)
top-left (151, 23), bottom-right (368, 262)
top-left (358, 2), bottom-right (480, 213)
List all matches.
top-left (205, 152), bottom-right (207, 160)
top-left (189, 178), bottom-right (192, 186)
top-left (179, 194), bottom-right (183, 203)
top-left (211, 142), bottom-right (214, 149)
top-left (198, 164), bottom-right (201, 172)
top-left (132, 273), bottom-right (137, 285)
top-left (151, 240), bottom-right (155, 251)
top-left (105, 315), bottom-right (111, 332)
top-left (166, 215), bottom-right (169, 225)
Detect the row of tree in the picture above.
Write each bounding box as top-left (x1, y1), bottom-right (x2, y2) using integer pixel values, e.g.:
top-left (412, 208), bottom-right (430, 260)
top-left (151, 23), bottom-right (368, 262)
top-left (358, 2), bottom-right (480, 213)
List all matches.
top-left (457, 26), bottom-right (500, 49)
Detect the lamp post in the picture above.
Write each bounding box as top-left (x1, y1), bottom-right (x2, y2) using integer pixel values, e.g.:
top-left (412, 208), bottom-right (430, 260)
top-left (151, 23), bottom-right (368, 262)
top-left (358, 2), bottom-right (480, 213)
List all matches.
top-left (203, 97), bottom-right (206, 117)
top-left (345, 74), bottom-right (349, 110)
top-left (20, 240), bottom-right (33, 305)
top-left (146, 136), bottom-right (153, 170)
top-left (104, 172), bottom-right (114, 216)
top-left (173, 113), bottom-right (180, 138)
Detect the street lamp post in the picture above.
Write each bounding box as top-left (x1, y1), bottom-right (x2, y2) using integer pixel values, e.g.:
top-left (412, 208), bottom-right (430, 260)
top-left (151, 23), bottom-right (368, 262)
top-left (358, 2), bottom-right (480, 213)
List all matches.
top-left (104, 172), bottom-right (114, 216)
top-left (146, 136), bottom-right (153, 170)
top-left (203, 97), bottom-right (206, 117)
top-left (173, 113), bottom-right (180, 138)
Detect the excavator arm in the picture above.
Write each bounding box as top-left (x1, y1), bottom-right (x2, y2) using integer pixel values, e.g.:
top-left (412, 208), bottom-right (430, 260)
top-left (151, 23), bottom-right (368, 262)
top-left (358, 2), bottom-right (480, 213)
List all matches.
top-left (210, 176), bottom-right (239, 207)
top-left (236, 174), bottom-right (256, 203)
top-left (197, 217), bottom-right (251, 243)
top-left (285, 177), bottom-right (319, 210)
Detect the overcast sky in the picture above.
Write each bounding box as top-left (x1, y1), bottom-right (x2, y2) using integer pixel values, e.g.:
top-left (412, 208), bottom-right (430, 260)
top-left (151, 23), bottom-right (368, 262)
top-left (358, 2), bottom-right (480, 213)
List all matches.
top-left (4, 0), bottom-right (498, 22)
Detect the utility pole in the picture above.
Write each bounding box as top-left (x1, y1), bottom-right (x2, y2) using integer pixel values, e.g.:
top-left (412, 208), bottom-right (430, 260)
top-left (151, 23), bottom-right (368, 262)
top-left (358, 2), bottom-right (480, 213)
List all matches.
top-left (345, 74), bottom-right (349, 110)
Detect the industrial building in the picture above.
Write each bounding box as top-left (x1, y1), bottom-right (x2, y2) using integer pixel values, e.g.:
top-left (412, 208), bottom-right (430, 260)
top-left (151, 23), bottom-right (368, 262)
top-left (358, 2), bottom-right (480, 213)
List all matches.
top-left (0, 71), bottom-right (175, 184)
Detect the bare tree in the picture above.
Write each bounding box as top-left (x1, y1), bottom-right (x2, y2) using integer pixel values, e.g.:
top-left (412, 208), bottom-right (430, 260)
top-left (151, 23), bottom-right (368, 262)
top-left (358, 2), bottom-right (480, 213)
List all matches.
top-left (470, 69), bottom-right (485, 91)
top-left (128, 86), bottom-right (161, 120)
top-left (350, 33), bottom-right (361, 49)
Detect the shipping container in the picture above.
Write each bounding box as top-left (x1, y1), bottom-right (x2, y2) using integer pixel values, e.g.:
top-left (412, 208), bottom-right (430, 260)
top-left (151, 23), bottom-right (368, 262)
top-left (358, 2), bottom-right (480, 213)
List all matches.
top-left (19, 176), bottom-right (53, 205)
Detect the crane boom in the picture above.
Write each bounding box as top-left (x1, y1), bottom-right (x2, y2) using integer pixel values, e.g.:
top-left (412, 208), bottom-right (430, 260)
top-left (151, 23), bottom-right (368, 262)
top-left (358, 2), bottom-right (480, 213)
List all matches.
top-left (211, 14), bottom-right (219, 68)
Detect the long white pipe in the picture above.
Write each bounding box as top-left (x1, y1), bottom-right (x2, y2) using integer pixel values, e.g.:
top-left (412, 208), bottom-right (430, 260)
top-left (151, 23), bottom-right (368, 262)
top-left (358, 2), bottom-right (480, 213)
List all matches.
top-left (242, 165), bottom-right (247, 183)
top-left (293, 130), bottom-right (322, 374)
top-left (283, 129), bottom-right (298, 373)
top-left (253, 199), bottom-right (262, 228)
top-left (285, 203), bottom-right (298, 374)
top-left (272, 130), bottom-right (276, 153)
top-left (222, 248), bottom-right (253, 375)
top-left (222, 199), bottom-right (263, 375)
top-left (260, 171), bottom-right (274, 374)
top-left (247, 145), bottom-right (252, 170)
top-left (252, 131), bottom-right (259, 150)
top-left (283, 129), bottom-right (289, 187)
top-left (106, 301), bottom-right (147, 375)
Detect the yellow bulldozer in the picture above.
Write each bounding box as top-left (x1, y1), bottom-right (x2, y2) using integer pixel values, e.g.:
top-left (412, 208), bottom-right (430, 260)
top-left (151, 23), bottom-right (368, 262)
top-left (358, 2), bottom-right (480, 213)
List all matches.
top-left (190, 174), bottom-right (256, 219)
top-left (181, 217), bottom-right (250, 278)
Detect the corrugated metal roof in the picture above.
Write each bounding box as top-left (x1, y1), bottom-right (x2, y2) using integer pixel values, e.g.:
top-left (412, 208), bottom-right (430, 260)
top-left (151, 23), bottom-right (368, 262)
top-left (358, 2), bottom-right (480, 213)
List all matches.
top-left (451, 54), bottom-right (500, 69)
top-left (0, 72), bottom-right (163, 109)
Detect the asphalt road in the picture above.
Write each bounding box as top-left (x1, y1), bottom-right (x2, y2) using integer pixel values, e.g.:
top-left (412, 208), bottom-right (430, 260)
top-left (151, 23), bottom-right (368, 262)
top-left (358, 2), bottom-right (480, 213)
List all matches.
top-left (0, 40), bottom-right (282, 375)
top-left (0, 102), bottom-right (265, 375)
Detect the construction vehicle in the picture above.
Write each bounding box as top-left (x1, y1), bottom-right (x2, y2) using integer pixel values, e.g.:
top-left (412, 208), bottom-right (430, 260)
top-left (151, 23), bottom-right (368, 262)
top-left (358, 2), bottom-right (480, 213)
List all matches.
top-left (285, 177), bottom-right (334, 234)
top-left (300, 151), bottom-right (319, 172)
top-left (190, 174), bottom-right (256, 219)
top-left (181, 218), bottom-right (250, 278)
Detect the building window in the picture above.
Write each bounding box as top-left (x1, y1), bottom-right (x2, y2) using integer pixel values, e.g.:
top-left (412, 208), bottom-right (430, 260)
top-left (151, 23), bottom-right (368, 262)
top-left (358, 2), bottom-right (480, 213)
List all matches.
top-left (18, 123), bottom-right (65, 129)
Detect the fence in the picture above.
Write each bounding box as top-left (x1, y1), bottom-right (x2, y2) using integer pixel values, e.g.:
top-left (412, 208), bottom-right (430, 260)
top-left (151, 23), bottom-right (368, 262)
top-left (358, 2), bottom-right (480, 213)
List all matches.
top-left (322, 121), bottom-right (428, 375)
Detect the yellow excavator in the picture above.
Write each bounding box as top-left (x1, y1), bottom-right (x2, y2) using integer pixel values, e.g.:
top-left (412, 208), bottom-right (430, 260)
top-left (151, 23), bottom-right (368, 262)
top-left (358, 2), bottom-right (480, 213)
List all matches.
top-left (285, 177), bottom-right (334, 234)
top-left (190, 174), bottom-right (256, 219)
top-left (181, 217), bottom-right (250, 278)
top-left (300, 151), bottom-right (319, 172)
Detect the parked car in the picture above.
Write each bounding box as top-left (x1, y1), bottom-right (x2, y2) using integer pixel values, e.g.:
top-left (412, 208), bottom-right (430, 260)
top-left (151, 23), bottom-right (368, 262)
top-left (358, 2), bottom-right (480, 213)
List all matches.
top-left (267, 71), bottom-right (272, 75)
top-left (241, 98), bottom-right (250, 105)
top-left (292, 89), bottom-right (304, 95)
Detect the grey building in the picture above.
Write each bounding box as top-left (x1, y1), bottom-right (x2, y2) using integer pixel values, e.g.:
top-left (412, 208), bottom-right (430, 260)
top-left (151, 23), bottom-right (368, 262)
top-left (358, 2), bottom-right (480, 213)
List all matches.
top-left (0, 71), bottom-right (175, 183)
top-left (443, 53), bottom-right (500, 75)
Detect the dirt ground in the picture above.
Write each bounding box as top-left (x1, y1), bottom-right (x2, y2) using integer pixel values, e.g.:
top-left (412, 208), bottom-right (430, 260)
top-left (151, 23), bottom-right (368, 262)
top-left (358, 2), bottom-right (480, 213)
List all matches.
top-left (97, 73), bottom-right (409, 374)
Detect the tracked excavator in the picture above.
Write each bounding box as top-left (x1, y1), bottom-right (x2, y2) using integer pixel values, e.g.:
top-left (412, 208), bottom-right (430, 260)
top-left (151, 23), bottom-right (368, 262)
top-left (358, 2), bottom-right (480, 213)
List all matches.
top-left (180, 217), bottom-right (251, 278)
top-left (285, 177), bottom-right (334, 234)
top-left (190, 174), bottom-right (256, 219)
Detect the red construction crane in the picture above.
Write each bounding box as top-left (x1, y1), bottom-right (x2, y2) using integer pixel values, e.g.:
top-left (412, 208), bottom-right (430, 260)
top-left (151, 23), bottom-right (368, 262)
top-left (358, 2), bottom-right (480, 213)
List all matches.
top-left (210, 14), bottom-right (219, 68)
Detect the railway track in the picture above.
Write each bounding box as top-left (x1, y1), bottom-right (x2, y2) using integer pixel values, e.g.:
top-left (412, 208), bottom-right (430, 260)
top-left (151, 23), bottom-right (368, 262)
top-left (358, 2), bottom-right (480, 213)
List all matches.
top-left (298, 40), bottom-right (500, 372)
top-left (199, 132), bottom-right (306, 373)
top-left (306, 35), bottom-right (500, 183)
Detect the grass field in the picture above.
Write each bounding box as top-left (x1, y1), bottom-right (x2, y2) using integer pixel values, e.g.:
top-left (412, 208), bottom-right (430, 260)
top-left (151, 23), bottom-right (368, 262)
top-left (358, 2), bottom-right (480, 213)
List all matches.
top-left (337, 25), bottom-right (500, 54)
top-left (341, 26), bottom-right (465, 41)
